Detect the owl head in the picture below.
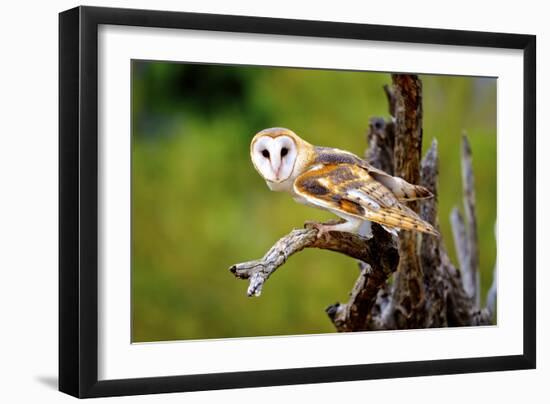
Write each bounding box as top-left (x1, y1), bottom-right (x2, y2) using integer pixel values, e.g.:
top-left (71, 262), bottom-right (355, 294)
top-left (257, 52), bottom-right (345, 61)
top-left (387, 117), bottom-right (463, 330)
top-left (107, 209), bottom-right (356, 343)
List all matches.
top-left (250, 127), bottom-right (310, 183)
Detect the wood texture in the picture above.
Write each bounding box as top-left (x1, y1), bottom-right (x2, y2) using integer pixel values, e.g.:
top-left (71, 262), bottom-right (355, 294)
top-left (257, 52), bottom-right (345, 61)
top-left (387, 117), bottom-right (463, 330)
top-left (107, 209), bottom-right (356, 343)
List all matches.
top-left (387, 74), bottom-right (426, 328)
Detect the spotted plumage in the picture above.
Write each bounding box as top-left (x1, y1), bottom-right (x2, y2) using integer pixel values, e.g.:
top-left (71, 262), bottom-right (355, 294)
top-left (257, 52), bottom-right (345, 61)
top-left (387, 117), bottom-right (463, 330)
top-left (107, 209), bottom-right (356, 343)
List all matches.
top-left (250, 127), bottom-right (439, 238)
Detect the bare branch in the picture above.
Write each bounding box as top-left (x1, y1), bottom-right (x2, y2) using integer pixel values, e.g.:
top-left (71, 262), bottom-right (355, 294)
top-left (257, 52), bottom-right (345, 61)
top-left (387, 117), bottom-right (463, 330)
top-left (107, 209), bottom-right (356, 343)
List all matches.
top-left (420, 140), bottom-right (441, 278)
top-left (486, 266), bottom-right (497, 319)
top-left (485, 221), bottom-right (498, 319)
top-left (450, 135), bottom-right (480, 305)
top-left (229, 228), bottom-right (317, 297)
top-left (420, 139), bottom-right (439, 227)
top-left (450, 207), bottom-right (468, 278)
top-left (230, 222), bottom-right (398, 299)
top-left (418, 140), bottom-right (449, 328)
top-left (461, 135), bottom-right (480, 306)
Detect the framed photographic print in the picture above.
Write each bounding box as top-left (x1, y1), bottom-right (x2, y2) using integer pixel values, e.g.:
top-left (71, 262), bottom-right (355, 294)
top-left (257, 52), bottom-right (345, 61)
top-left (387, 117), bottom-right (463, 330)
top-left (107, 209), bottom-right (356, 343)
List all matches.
top-left (59, 5), bottom-right (536, 398)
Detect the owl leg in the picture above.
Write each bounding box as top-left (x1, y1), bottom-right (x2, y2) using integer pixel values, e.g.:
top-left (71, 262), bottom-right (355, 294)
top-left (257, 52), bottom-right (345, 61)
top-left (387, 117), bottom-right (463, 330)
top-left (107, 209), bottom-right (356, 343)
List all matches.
top-left (358, 220), bottom-right (373, 239)
top-left (307, 218), bottom-right (363, 239)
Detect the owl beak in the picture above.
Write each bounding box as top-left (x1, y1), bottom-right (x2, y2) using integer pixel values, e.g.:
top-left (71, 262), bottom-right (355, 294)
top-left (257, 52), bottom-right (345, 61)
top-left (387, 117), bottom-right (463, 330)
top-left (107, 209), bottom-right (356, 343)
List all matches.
top-left (275, 167), bottom-right (282, 182)
top-left (271, 161), bottom-right (282, 182)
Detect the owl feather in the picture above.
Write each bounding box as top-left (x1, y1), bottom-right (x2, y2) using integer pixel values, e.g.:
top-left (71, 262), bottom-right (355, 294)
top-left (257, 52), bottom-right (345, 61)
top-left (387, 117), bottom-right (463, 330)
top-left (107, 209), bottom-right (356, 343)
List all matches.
top-left (293, 163), bottom-right (438, 236)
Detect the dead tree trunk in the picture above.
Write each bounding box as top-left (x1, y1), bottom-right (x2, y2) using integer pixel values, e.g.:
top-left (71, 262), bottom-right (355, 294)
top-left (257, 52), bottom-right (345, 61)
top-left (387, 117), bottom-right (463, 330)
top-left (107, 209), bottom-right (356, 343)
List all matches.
top-left (230, 73), bottom-right (495, 330)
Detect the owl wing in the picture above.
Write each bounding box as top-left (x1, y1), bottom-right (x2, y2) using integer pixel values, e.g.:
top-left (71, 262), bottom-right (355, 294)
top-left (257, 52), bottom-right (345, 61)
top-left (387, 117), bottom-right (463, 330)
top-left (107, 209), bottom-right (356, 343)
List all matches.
top-left (362, 164), bottom-right (433, 201)
top-left (293, 163), bottom-right (438, 235)
top-left (312, 146), bottom-right (433, 201)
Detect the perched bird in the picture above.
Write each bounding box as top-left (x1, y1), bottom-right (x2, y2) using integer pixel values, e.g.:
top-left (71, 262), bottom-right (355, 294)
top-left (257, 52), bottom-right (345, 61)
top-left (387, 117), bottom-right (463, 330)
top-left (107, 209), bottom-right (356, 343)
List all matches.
top-left (250, 127), bottom-right (439, 238)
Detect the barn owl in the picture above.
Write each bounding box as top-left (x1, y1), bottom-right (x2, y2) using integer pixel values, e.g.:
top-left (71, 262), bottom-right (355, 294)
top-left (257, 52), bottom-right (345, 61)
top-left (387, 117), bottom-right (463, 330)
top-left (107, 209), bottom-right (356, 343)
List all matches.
top-left (250, 127), bottom-right (439, 238)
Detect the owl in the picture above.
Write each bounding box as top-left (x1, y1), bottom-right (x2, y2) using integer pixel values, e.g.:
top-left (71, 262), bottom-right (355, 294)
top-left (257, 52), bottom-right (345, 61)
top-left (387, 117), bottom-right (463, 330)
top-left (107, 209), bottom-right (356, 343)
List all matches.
top-left (250, 127), bottom-right (438, 238)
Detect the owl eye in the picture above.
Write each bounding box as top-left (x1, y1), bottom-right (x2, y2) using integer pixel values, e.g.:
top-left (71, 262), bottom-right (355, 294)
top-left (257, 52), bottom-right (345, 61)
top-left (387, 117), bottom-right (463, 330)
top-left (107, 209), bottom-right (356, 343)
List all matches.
top-left (281, 147), bottom-right (288, 157)
top-left (262, 149), bottom-right (270, 158)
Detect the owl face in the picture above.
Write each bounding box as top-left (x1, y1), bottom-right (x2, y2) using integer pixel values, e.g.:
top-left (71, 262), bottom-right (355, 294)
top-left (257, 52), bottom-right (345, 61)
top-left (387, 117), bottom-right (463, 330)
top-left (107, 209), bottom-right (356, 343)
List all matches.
top-left (251, 130), bottom-right (299, 183)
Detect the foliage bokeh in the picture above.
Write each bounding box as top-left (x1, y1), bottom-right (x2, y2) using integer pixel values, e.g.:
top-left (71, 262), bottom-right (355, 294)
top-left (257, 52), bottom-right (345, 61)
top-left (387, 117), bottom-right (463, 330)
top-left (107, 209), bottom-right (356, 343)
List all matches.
top-left (132, 61), bottom-right (497, 342)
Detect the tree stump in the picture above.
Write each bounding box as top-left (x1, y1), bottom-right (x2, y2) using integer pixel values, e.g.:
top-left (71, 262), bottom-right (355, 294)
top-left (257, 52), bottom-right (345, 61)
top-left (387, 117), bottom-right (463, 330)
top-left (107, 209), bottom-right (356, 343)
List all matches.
top-left (230, 73), bottom-right (495, 331)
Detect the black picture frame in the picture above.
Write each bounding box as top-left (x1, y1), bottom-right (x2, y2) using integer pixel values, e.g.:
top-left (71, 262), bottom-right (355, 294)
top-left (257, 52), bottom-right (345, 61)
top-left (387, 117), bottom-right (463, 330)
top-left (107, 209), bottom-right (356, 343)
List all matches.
top-left (59, 5), bottom-right (536, 398)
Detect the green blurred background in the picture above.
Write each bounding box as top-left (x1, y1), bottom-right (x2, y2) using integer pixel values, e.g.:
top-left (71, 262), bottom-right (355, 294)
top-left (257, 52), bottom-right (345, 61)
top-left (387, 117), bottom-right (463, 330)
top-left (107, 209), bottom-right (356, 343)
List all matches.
top-left (131, 61), bottom-right (497, 342)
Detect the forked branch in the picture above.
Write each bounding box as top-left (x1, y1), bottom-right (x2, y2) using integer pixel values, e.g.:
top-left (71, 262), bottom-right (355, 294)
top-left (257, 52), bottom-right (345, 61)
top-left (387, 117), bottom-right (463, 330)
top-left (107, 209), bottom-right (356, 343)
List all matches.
top-left (230, 222), bottom-right (398, 299)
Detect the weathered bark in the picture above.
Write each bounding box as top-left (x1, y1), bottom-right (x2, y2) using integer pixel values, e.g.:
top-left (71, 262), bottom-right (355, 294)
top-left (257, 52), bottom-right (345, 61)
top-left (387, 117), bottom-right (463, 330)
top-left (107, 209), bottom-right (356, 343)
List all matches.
top-left (229, 73), bottom-right (496, 331)
top-left (419, 141), bottom-right (448, 328)
top-left (386, 74), bottom-right (426, 329)
top-left (366, 116), bottom-right (394, 175)
top-left (486, 259), bottom-right (497, 319)
top-left (324, 224), bottom-right (398, 332)
top-left (452, 135), bottom-right (480, 306)
top-left (230, 221), bottom-right (398, 299)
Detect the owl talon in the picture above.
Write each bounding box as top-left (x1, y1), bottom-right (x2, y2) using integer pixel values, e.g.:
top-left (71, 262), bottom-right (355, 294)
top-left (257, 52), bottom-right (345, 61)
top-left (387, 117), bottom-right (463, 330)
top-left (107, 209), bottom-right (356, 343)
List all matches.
top-left (305, 220), bottom-right (363, 238)
top-left (315, 226), bottom-right (328, 239)
top-left (304, 221), bottom-right (327, 238)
